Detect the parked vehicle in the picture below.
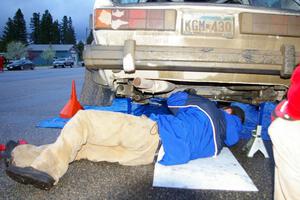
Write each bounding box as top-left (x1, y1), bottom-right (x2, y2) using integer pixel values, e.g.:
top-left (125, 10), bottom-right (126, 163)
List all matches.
top-left (53, 58), bottom-right (74, 68)
top-left (81, 0), bottom-right (300, 106)
top-left (64, 57), bottom-right (75, 67)
top-left (53, 58), bottom-right (66, 68)
top-left (79, 61), bottom-right (85, 67)
top-left (6, 59), bottom-right (35, 70)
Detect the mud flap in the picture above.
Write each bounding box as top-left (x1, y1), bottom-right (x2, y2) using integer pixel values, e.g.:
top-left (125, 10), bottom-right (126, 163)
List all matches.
top-left (80, 68), bottom-right (114, 106)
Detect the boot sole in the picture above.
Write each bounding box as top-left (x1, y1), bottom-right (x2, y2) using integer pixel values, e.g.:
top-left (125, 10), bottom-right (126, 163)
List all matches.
top-left (6, 166), bottom-right (55, 190)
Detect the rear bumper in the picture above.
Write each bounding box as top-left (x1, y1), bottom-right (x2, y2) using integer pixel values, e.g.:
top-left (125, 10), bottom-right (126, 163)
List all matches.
top-left (84, 42), bottom-right (295, 78)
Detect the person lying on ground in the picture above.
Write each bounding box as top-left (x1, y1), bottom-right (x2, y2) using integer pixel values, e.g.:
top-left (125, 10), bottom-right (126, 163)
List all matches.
top-left (3, 91), bottom-right (244, 190)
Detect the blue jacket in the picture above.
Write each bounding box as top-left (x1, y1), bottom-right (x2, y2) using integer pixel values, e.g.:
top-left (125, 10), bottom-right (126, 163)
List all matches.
top-left (150, 92), bottom-right (242, 165)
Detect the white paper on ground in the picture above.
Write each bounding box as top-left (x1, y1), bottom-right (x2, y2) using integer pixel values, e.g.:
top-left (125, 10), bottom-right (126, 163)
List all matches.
top-left (153, 147), bottom-right (258, 192)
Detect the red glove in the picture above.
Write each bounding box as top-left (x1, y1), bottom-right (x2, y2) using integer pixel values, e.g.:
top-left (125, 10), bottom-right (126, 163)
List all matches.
top-left (18, 139), bottom-right (28, 145)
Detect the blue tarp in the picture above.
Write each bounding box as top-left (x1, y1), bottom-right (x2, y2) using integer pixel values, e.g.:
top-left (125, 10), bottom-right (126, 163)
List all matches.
top-left (132, 98), bottom-right (171, 117)
top-left (231, 102), bottom-right (275, 140)
top-left (84, 98), bottom-right (132, 113)
top-left (37, 98), bottom-right (170, 129)
top-left (37, 117), bottom-right (70, 129)
top-left (37, 98), bottom-right (131, 129)
top-left (37, 97), bottom-right (276, 141)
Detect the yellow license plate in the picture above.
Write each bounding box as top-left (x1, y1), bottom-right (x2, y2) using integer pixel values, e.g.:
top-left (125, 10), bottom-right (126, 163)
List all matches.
top-left (182, 14), bottom-right (234, 38)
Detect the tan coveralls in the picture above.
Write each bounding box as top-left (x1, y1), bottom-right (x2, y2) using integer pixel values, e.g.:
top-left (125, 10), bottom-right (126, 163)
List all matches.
top-left (11, 110), bottom-right (160, 185)
top-left (268, 117), bottom-right (300, 200)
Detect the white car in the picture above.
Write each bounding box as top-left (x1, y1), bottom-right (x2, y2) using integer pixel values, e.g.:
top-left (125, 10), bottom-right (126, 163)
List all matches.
top-left (81, 0), bottom-right (300, 106)
top-left (53, 58), bottom-right (74, 68)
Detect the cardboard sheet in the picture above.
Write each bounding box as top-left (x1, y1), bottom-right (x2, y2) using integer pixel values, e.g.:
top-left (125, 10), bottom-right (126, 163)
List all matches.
top-left (153, 147), bottom-right (258, 192)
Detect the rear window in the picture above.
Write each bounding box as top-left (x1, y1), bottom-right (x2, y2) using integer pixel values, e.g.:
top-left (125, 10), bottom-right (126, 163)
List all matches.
top-left (13, 60), bottom-right (23, 64)
top-left (115, 0), bottom-right (300, 11)
top-left (250, 0), bottom-right (300, 11)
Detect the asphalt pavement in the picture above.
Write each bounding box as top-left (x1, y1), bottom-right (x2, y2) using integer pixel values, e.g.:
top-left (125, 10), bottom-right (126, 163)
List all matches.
top-left (0, 67), bottom-right (274, 200)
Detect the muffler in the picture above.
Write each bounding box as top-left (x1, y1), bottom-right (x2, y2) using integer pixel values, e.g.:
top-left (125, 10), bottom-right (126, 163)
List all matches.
top-left (133, 77), bottom-right (175, 94)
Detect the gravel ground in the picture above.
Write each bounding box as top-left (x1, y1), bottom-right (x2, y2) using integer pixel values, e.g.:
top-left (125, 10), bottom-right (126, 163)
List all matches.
top-left (0, 68), bottom-right (275, 200)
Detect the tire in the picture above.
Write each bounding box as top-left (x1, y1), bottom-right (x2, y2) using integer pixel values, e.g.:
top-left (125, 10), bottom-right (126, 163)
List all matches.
top-left (80, 68), bottom-right (114, 106)
top-left (20, 66), bottom-right (24, 70)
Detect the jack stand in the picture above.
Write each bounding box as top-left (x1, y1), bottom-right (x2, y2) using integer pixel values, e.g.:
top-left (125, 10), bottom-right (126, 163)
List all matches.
top-left (243, 103), bottom-right (269, 158)
top-left (246, 125), bottom-right (269, 158)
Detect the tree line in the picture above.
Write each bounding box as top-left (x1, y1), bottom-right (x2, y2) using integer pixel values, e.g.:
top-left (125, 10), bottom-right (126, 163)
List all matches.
top-left (0, 9), bottom-right (77, 52)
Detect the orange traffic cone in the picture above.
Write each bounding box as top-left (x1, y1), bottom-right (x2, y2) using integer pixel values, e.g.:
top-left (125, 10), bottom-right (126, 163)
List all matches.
top-left (60, 80), bottom-right (84, 118)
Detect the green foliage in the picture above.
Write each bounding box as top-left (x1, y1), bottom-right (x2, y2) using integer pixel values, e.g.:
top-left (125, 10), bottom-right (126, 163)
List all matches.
top-left (40, 10), bottom-right (53, 44)
top-left (41, 47), bottom-right (55, 64)
top-left (2, 18), bottom-right (16, 45)
top-left (30, 12), bottom-right (41, 44)
top-left (1, 9), bottom-right (27, 50)
top-left (5, 41), bottom-right (27, 60)
top-left (13, 9), bottom-right (27, 44)
top-left (67, 17), bottom-right (76, 44)
top-left (61, 16), bottom-right (76, 44)
top-left (2, 9), bottom-right (78, 47)
top-left (30, 12), bottom-right (61, 44)
top-left (76, 41), bottom-right (85, 61)
top-left (29, 11), bottom-right (77, 44)
top-left (0, 40), bottom-right (5, 52)
top-left (60, 16), bottom-right (69, 44)
top-left (86, 30), bottom-right (94, 45)
top-left (52, 20), bottom-right (61, 44)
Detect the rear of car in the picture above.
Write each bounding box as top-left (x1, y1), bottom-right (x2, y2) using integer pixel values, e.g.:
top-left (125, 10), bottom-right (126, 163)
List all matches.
top-left (82, 0), bottom-right (300, 105)
top-left (53, 58), bottom-right (74, 68)
top-left (64, 58), bottom-right (74, 67)
top-left (53, 58), bottom-right (66, 68)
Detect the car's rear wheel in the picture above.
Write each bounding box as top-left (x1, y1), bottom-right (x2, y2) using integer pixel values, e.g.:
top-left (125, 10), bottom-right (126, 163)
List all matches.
top-left (80, 68), bottom-right (114, 106)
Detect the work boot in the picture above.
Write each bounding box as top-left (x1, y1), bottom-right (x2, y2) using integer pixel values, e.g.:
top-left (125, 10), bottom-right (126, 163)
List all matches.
top-left (2, 140), bottom-right (18, 167)
top-left (6, 165), bottom-right (55, 190)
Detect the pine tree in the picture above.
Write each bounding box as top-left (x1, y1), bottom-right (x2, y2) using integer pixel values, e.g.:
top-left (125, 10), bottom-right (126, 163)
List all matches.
top-left (30, 12), bottom-right (41, 44)
top-left (86, 30), bottom-right (94, 44)
top-left (0, 40), bottom-right (4, 52)
top-left (67, 17), bottom-right (76, 44)
top-left (52, 20), bottom-right (61, 44)
top-left (76, 41), bottom-right (84, 61)
top-left (1, 18), bottom-right (16, 45)
top-left (1, 9), bottom-right (27, 50)
top-left (13, 9), bottom-right (27, 44)
top-left (60, 16), bottom-right (69, 44)
top-left (40, 10), bottom-right (53, 44)
top-left (60, 16), bottom-right (76, 44)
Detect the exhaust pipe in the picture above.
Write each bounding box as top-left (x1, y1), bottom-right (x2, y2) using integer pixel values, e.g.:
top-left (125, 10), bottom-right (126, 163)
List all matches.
top-left (133, 78), bottom-right (175, 94)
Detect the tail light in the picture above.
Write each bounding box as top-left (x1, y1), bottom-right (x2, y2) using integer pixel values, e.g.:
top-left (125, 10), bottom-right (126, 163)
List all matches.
top-left (94, 9), bottom-right (176, 31)
top-left (240, 13), bottom-right (300, 37)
